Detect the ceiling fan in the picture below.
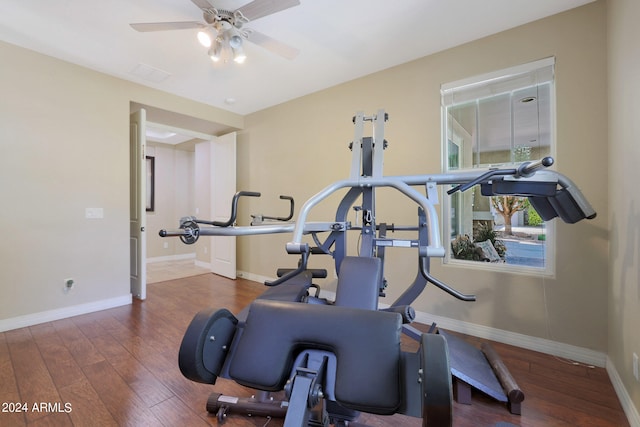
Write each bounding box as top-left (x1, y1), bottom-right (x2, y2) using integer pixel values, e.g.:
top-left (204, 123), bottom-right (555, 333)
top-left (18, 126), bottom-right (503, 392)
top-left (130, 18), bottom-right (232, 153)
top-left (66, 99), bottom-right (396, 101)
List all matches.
top-left (130, 0), bottom-right (300, 64)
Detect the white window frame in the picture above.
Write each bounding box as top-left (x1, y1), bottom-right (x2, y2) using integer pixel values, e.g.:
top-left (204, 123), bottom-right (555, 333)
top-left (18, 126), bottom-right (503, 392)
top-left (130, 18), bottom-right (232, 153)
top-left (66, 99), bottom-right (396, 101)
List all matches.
top-left (441, 58), bottom-right (556, 276)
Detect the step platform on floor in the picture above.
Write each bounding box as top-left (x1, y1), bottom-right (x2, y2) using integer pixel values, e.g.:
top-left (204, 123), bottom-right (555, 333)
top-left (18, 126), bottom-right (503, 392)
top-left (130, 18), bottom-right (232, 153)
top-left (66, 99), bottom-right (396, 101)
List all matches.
top-left (439, 330), bottom-right (524, 415)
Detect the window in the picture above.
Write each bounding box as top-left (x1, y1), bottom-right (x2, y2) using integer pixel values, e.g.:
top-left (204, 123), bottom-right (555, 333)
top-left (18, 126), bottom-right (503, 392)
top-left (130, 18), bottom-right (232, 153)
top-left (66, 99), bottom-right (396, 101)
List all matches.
top-left (441, 58), bottom-right (555, 274)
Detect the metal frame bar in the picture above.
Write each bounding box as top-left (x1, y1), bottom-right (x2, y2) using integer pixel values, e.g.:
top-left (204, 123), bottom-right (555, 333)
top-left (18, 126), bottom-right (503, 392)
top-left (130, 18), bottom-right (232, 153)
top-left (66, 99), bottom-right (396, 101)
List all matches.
top-left (285, 176), bottom-right (444, 257)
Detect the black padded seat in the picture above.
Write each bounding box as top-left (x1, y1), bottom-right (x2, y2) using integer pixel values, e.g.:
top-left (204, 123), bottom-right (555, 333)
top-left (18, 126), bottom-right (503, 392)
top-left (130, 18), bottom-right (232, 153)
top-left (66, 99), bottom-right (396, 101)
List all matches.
top-left (228, 299), bottom-right (403, 415)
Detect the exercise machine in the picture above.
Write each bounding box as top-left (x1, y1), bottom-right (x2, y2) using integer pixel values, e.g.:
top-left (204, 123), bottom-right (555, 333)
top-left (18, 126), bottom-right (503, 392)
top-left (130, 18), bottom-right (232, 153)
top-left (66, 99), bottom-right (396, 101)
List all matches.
top-left (160, 109), bottom-right (596, 426)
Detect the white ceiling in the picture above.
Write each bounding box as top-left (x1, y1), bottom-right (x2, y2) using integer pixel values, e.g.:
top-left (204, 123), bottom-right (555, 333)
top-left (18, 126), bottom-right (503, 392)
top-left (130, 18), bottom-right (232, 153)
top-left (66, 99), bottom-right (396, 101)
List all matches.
top-left (0, 0), bottom-right (594, 116)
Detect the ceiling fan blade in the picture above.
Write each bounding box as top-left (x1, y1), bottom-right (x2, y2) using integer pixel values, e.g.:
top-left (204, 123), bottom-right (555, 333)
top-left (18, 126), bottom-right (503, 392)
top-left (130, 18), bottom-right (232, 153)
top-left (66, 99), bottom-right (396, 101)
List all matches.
top-left (130, 21), bottom-right (204, 32)
top-left (190, 0), bottom-right (215, 12)
top-left (237, 0), bottom-right (300, 21)
top-left (245, 29), bottom-right (299, 60)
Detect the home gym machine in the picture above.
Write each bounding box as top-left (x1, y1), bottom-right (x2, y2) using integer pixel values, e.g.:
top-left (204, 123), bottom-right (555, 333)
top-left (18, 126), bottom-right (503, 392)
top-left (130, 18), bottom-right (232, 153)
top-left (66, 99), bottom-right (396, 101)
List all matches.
top-left (160, 109), bottom-right (596, 426)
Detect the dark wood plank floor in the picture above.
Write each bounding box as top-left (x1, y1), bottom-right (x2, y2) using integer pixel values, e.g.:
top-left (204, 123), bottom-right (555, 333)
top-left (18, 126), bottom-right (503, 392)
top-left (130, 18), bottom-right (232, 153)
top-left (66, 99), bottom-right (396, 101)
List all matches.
top-left (0, 273), bottom-right (629, 427)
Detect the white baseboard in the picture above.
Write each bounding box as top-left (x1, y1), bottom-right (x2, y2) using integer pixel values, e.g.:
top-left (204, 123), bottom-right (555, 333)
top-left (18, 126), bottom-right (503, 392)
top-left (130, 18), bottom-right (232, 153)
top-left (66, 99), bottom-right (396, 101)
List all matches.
top-left (607, 358), bottom-right (640, 427)
top-left (195, 259), bottom-right (211, 270)
top-left (147, 253), bottom-right (196, 263)
top-left (236, 270), bottom-right (273, 284)
top-left (412, 310), bottom-right (607, 368)
top-left (0, 294), bottom-right (132, 333)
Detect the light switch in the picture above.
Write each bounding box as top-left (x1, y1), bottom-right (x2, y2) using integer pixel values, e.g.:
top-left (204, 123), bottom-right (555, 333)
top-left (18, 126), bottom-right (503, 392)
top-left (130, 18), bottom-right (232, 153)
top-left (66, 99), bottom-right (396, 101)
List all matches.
top-left (85, 208), bottom-right (104, 219)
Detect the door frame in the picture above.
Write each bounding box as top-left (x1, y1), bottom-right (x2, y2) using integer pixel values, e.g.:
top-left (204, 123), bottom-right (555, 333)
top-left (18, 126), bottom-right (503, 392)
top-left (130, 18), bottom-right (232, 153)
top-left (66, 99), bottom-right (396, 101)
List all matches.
top-left (130, 117), bottom-right (237, 291)
top-left (209, 132), bottom-right (237, 279)
top-left (130, 109), bottom-right (147, 300)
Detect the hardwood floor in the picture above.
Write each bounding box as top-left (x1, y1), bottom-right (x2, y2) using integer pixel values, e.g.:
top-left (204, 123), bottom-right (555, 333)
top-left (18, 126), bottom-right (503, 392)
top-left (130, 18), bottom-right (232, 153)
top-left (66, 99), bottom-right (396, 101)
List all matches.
top-left (0, 271), bottom-right (629, 427)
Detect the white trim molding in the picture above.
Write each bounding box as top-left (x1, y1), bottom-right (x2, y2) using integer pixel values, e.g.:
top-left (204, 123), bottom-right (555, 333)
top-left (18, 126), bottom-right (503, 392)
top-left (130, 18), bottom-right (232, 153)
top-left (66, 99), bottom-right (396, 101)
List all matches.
top-left (413, 310), bottom-right (607, 368)
top-left (236, 270), bottom-right (273, 284)
top-left (607, 358), bottom-right (640, 427)
top-left (147, 253), bottom-right (196, 264)
top-left (195, 259), bottom-right (211, 270)
top-left (0, 294), bottom-right (132, 332)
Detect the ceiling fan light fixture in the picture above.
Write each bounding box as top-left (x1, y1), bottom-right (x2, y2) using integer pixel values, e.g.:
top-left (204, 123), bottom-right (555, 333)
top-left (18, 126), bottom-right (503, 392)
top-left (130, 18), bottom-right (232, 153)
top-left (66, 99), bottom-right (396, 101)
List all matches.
top-left (232, 44), bottom-right (247, 63)
top-left (197, 28), bottom-right (214, 48)
top-left (208, 39), bottom-right (222, 62)
top-left (229, 34), bottom-right (243, 49)
top-left (227, 32), bottom-right (246, 63)
top-left (131, 0), bottom-right (301, 66)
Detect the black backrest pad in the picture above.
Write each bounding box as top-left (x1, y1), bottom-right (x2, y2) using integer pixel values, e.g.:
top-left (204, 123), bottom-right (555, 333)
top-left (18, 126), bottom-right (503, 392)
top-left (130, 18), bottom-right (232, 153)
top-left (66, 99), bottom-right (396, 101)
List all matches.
top-left (335, 256), bottom-right (381, 310)
top-left (228, 299), bottom-right (403, 415)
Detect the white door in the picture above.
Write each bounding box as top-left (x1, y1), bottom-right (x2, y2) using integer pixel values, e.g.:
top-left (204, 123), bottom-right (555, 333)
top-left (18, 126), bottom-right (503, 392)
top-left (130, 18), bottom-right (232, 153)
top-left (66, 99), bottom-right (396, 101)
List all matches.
top-left (210, 132), bottom-right (237, 279)
top-left (130, 109), bottom-right (147, 299)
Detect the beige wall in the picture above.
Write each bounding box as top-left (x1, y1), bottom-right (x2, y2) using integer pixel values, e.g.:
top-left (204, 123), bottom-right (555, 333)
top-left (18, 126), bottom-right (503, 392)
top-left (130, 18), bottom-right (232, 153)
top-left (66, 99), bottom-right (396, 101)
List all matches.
top-left (0, 40), bottom-right (242, 323)
top-left (239, 1), bottom-right (609, 352)
top-left (607, 0), bottom-right (640, 411)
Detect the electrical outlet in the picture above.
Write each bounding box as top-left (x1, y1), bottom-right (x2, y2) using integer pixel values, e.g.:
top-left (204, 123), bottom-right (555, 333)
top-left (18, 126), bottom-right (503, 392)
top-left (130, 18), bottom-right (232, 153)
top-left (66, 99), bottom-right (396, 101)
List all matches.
top-left (633, 353), bottom-right (639, 381)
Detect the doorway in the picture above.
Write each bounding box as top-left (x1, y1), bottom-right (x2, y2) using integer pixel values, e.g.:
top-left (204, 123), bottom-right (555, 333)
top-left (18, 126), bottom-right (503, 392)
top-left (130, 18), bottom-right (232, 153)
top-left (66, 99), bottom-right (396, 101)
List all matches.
top-left (129, 107), bottom-right (238, 300)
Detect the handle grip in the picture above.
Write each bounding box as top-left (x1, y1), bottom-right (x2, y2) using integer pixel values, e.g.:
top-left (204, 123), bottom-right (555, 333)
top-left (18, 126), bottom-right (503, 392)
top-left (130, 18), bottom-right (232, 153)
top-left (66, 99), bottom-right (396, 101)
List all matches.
top-left (255, 195), bottom-right (295, 222)
top-left (517, 156), bottom-right (554, 177)
top-left (159, 219), bottom-right (200, 245)
top-left (196, 191), bottom-right (261, 228)
top-left (420, 257), bottom-right (476, 301)
top-left (446, 157), bottom-right (555, 195)
top-left (447, 169), bottom-right (517, 195)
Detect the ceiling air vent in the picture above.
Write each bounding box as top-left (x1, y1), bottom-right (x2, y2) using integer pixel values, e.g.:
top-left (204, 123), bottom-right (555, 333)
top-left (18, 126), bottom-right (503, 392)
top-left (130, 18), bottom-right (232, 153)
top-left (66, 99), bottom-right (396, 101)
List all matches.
top-left (129, 63), bottom-right (171, 83)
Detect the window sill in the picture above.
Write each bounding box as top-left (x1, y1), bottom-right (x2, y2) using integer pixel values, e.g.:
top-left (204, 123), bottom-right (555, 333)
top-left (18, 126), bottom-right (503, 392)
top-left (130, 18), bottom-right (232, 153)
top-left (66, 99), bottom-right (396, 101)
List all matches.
top-left (442, 257), bottom-right (555, 278)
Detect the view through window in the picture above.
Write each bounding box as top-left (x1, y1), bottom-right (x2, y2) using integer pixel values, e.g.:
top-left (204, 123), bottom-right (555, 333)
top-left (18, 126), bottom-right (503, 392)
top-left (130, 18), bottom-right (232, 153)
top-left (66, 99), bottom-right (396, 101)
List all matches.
top-left (441, 58), bottom-right (555, 273)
